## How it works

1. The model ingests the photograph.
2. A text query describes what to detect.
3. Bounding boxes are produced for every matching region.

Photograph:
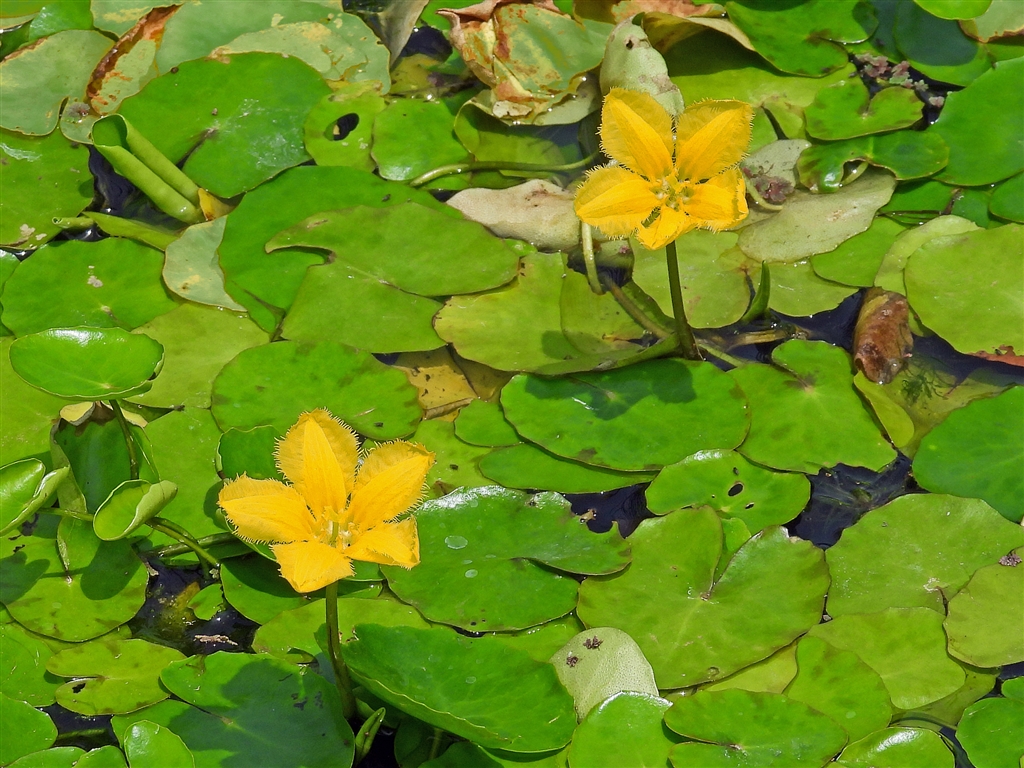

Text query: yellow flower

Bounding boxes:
[217,410,434,593]
[575,88,753,251]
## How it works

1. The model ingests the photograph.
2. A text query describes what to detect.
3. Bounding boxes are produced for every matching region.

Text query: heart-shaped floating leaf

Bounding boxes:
[944,551,1024,668]
[47,637,185,716]
[646,449,809,533]
[786,636,892,743]
[0,517,148,642]
[0,459,68,535]
[956,678,1024,768]
[93,479,178,541]
[812,216,907,288]
[894,2,991,87]
[479,443,653,495]
[826,493,1024,616]
[343,624,576,753]
[568,692,677,768]
[304,85,384,172]
[123,720,195,768]
[808,607,965,709]
[665,689,848,767]
[806,80,923,140]
[0,623,60,708]
[730,340,896,473]
[454,400,521,448]
[835,726,953,768]
[990,172,1024,223]
[10,327,164,401]
[798,131,949,193]
[578,508,829,688]
[0,692,57,765]
[550,628,658,720]
[404,419,491,497]
[382,487,630,631]
[501,359,749,472]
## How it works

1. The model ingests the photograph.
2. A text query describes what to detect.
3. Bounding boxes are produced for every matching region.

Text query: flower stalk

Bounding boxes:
[664,240,702,360]
[324,580,357,720]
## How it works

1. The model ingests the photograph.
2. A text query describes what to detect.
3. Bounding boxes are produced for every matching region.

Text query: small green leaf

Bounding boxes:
[0,692,57,765]
[798,131,949,193]
[944,551,1024,668]
[805,80,923,140]
[304,85,384,172]
[567,692,677,768]
[93,479,177,541]
[0,459,68,536]
[123,721,194,768]
[957,692,1024,768]
[836,727,953,767]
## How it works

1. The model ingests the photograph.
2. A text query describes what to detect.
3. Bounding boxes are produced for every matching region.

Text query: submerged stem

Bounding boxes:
[580,222,603,294]
[664,240,702,360]
[109,400,139,481]
[409,152,599,188]
[148,519,221,570]
[600,275,670,339]
[325,581,358,720]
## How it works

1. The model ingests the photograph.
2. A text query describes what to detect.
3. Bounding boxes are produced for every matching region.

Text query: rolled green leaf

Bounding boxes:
[91,115,203,224]
[93,479,177,540]
[54,212,179,251]
[0,460,70,536]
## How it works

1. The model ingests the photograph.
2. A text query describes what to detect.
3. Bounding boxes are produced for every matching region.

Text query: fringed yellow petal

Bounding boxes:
[686,169,749,231]
[674,100,753,181]
[345,518,419,568]
[601,88,674,181]
[574,165,660,237]
[347,443,433,530]
[272,541,353,593]
[275,410,357,518]
[218,475,317,543]
[635,206,696,251]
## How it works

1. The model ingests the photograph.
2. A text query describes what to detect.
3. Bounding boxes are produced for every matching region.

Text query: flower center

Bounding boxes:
[654,177,698,211]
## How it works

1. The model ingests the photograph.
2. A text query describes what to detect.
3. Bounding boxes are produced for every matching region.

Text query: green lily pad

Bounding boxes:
[944,552,1024,667]
[10,327,164,401]
[577,508,829,688]
[630,230,754,330]
[0,459,67,536]
[454,103,584,166]
[47,637,184,715]
[931,58,1024,185]
[0,622,61,706]
[501,359,749,472]
[725,0,874,77]
[806,80,923,140]
[123,721,194,768]
[957,681,1024,768]
[667,30,854,139]
[220,555,320,625]
[343,624,576,753]
[912,663,998,729]
[149,652,354,768]
[372,97,471,183]
[646,449,810,533]
[187,584,224,622]
[1,338,73,465]
[304,85,384,172]
[210,339,421,440]
[739,170,896,263]
[130,304,267,409]
[93,479,177,541]
[798,130,950,193]
[218,165,446,327]
[454,400,520,448]
[874,214,978,295]
[405,419,491,497]
[913,387,1024,522]
[0,516,148,641]
[160,218,244,312]
[117,53,330,198]
[812,216,907,287]
[559,267,648,356]
[730,340,896,473]
[906,224,1024,358]
[894,1,992,86]
[0,692,56,765]
[550,628,658,720]
[808,607,966,709]
[0,29,112,135]
[0,238,176,336]
[665,689,848,767]
[701,644,799,695]
[252,596,430,664]
[990,172,1024,222]
[6,746,90,768]
[269,204,518,298]
[826,493,1024,616]
[785,636,892,742]
[766,259,859,317]
[491,616,585,666]
[216,426,281,481]
[882,178,957,217]
[478,443,654,494]
[0,129,93,247]
[383,487,630,631]
[836,727,953,768]
[435,252,583,373]
[567,692,676,768]
[915,0,993,19]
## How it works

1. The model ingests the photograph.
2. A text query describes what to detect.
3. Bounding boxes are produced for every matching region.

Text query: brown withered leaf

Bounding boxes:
[853,287,914,384]
[973,345,1024,368]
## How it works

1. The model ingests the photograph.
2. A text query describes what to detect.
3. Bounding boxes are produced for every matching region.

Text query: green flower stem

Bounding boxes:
[325,580,358,720]
[148,518,221,570]
[664,239,702,360]
[108,400,139,481]
[54,213,180,250]
[50,507,94,522]
[698,343,749,369]
[148,532,240,559]
[427,728,446,761]
[580,222,604,294]
[599,274,670,339]
[408,152,599,188]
